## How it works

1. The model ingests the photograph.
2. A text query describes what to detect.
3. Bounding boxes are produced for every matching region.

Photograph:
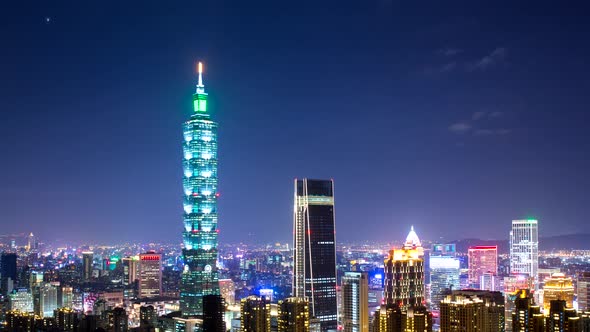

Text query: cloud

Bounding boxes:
[437,47,463,57]
[448,122,472,134]
[439,62,457,73]
[469,47,507,71]
[472,111,487,120]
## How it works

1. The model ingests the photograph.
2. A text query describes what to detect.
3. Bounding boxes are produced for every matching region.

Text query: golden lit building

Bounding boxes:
[439,290,504,332]
[278,297,309,332]
[384,226,425,309]
[241,295,271,332]
[372,304,432,332]
[543,273,574,314]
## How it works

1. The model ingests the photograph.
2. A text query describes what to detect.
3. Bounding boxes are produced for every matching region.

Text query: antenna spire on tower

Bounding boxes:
[198,62,204,87]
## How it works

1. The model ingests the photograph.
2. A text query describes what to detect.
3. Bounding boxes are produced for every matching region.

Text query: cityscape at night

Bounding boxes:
[1,1,590,332]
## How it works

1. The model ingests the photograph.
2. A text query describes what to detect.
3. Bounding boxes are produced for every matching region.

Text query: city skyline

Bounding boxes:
[2,1,590,244]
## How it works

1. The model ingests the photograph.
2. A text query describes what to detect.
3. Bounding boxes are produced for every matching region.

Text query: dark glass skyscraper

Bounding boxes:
[180,63,220,317]
[293,179,337,331]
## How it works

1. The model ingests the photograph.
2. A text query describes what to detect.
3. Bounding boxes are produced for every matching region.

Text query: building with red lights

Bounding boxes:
[138,252,162,298]
[468,246,498,289]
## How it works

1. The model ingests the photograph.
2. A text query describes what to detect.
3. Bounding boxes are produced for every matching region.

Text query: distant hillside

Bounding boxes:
[453,234,590,254]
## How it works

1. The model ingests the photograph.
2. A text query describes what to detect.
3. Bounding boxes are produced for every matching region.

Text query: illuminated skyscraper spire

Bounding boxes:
[180,62,220,318]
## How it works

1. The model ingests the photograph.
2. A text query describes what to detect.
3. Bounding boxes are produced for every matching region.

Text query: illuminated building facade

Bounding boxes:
[218,278,236,305]
[293,179,337,331]
[503,274,535,331]
[542,273,574,314]
[82,252,93,281]
[439,290,505,332]
[468,246,498,289]
[342,272,369,332]
[429,256,460,311]
[545,300,578,332]
[278,297,310,332]
[384,226,425,310]
[138,252,162,298]
[510,220,539,288]
[241,295,271,332]
[39,283,58,318]
[122,256,139,286]
[372,304,432,332]
[9,289,34,312]
[577,272,590,312]
[180,63,220,317]
[511,290,543,332]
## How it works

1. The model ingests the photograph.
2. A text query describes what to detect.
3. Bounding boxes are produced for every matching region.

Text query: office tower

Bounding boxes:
[140,305,157,328]
[278,297,310,332]
[27,232,36,252]
[545,300,578,332]
[202,294,226,332]
[384,226,425,310]
[293,178,338,331]
[107,307,129,332]
[138,251,162,298]
[429,256,460,311]
[439,290,505,332]
[9,288,34,312]
[39,283,58,317]
[180,62,220,318]
[82,252,93,281]
[431,244,456,257]
[468,246,498,289]
[510,220,539,288]
[543,273,574,314]
[6,310,40,331]
[241,295,271,332]
[54,307,80,331]
[503,274,535,331]
[122,256,139,286]
[1,252,17,296]
[219,278,236,305]
[342,272,369,332]
[481,273,498,292]
[511,289,543,332]
[61,286,73,309]
[577,272,590,311]
[372,304,432,332]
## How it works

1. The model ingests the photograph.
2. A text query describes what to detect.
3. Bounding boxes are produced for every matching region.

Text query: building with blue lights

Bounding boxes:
[180,63,220,318]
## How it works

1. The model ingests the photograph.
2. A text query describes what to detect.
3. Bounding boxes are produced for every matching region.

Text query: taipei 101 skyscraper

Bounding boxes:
[180,62,220,318]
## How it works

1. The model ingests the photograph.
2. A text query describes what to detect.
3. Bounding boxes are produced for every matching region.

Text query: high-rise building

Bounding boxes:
[203,294,226,332]
[542,273,574,314]
[439,290,505,332]
[384,227,425,310]
[372,304,432,332]
[503,274,535,331]
[481,272,498,292]
[107,307,128,332]
[139,305,157,328]
[545,300,578,332]
[1,252,17,296]
[429,256,460,311]
[180,62,220,318]
[54,307,80,331]
[27,232,37,252]
[342,272,369,332]
[577,272,590,312]
[278,297,310,332]
[82,252,93,281]
[9,288,34,312]
[138,252,162,298]
[511,289,543,332]
[122,256,139,286]
[510,220,539,288]
[39,283,58,318]
[61,286,73,309]
[293,178,337,331]
[241,295,271,332]
[6,310,40,331]
[219,278,236,305]
[468,246,498,289]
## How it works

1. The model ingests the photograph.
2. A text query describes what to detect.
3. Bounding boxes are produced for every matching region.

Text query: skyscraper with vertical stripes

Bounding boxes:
[180,63,220,317]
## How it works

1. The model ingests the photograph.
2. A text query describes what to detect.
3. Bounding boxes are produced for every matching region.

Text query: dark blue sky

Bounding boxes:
[1,1,589,244]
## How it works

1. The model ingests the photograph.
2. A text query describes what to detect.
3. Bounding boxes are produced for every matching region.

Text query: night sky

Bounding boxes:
[1,1,589,244]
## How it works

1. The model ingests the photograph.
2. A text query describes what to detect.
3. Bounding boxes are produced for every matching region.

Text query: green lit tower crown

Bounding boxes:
[180,62,220,317]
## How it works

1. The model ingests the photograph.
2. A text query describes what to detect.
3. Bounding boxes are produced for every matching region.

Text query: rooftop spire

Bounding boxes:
[196,62,205,94]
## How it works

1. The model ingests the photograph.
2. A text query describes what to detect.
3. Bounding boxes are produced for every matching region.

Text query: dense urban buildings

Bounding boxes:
[241,295,271,332]
[293,178,338,331]
[342,271,369,332]
[510,220,539,288]
[439,290,505,332]
[278,297,310,332]
[180,62,221,318]
[468,246,498,289]
[429,255,460,311]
